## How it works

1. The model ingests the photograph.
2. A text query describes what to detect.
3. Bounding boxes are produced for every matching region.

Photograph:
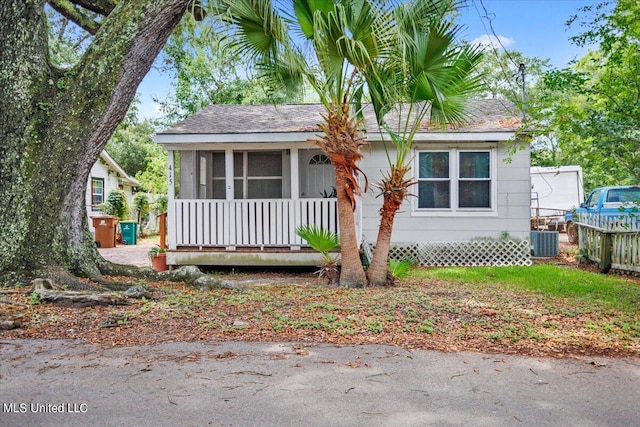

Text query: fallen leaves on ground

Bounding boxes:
[2,263,638,359]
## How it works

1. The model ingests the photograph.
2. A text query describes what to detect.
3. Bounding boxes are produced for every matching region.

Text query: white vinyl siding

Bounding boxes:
[358,140,530,243]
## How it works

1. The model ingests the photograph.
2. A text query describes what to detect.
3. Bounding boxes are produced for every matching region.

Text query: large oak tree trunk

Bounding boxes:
[0,0,190,286]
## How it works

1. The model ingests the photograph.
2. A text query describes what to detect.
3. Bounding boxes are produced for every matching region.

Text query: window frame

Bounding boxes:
[90,177,105,212]
[412,144,498,217]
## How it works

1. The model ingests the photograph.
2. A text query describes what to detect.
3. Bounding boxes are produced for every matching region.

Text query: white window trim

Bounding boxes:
[411,144,498,217]
[90,177,104,212]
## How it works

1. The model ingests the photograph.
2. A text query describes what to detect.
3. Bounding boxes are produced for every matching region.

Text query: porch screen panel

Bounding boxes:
[198,155,207,199]
[211,152,225,199]
[233,152,243,199]
[248,151,282,198]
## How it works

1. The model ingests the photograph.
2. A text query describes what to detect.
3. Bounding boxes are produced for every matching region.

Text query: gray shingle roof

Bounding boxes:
[158,99,520,135]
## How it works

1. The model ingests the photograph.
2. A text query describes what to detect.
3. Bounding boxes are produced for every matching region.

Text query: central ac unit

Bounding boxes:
[530,231,559,257]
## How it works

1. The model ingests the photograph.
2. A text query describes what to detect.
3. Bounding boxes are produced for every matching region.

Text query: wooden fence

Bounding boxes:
[576,213,640,273]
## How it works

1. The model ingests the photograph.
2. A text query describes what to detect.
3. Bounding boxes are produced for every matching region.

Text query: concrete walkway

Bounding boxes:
[98,241,156,268]
[1,339,638,426]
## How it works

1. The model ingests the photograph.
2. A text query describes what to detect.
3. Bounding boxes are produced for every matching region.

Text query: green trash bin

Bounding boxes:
[119,220,138,245]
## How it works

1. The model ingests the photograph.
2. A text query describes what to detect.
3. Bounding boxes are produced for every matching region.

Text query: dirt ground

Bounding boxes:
[2,232,638,360]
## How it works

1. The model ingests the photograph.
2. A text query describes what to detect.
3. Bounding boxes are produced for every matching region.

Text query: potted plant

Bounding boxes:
[148,245,167,271]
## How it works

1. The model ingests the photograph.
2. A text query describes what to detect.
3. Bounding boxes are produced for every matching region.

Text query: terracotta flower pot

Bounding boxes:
[150,252,167,271]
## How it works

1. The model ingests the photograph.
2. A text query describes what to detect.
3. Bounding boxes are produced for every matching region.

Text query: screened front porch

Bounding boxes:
[164,147,361,266]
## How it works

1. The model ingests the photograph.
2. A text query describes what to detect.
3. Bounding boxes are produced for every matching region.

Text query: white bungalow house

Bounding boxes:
[87,151,140,232]
[154,100,531,267]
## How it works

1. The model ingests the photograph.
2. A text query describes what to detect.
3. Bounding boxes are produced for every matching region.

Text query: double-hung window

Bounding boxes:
[91,178,104,211]
[416,148,494,214]
[417,152,450,209]
[458,151,491,208]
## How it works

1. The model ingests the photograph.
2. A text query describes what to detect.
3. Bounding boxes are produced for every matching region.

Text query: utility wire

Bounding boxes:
[475,0,520,68]
[471,0,527,120]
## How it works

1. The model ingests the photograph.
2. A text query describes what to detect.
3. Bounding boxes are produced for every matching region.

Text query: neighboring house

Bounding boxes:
[87,151,140,231]
[154,100,531,268]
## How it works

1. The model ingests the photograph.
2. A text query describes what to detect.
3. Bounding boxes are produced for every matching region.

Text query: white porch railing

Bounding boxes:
[171,198,359,249]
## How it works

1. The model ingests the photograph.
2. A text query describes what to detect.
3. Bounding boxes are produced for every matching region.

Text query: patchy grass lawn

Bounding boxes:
[3,263,639,359]
[413,265,640,312]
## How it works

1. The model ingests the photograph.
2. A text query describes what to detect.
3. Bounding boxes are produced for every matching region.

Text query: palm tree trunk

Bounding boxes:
[366,195,400,286]
[336,167,367,288]
[367,164,411,286]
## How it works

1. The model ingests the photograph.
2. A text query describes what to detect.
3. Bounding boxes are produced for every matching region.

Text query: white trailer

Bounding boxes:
[531,165,584,231]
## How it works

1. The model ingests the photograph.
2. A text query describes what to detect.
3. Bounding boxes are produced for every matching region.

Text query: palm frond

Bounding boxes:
[389,258,414,279]
[296,224,340,262]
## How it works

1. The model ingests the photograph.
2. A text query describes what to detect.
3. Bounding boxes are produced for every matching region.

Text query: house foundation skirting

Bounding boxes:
[167,249,330,267]
[363,240,532,267]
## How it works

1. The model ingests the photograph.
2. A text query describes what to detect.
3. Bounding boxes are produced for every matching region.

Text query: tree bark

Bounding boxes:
[335,167,367,288]
[366,201,397,287]
[366,193,406,286]
[0,0,190,286]
[367,163,412,286]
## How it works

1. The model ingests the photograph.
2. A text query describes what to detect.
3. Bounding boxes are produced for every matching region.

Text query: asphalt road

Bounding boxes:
[1,339,638,426]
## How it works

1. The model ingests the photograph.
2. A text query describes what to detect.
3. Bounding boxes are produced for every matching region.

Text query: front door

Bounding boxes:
[300,150,335,198]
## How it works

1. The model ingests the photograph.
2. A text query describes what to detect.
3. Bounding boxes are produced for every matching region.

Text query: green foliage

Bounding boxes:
[296,224,340,284]
[577,248,590,264]
[152,194,168,214]
[135,150,168,195]
[100,189,130,220]
[536,0,640,188]
[151,194,169,214]
[472,48,551,113]
[366,319,384,334]
[104,110,168,196]
[156,11,294,126]
[320,187,337,198]
[389,258,414,279]
[133,192,150,225]
[410,264,640,313]
[148,245,166,256]
[105,119,159,178]
[296,224,339,263]
[27,292,42,305]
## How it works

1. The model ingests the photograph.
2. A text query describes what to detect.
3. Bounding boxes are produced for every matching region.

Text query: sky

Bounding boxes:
[136,0,603,120]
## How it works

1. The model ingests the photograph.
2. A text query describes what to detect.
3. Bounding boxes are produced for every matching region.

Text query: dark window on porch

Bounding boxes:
[212,152,225,199]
